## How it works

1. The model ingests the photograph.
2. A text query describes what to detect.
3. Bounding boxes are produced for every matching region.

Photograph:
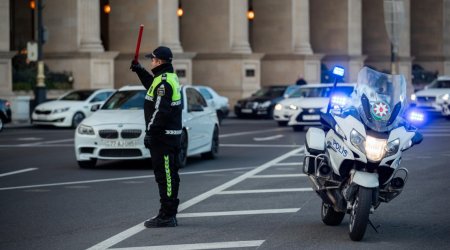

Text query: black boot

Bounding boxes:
[144,214,178,228]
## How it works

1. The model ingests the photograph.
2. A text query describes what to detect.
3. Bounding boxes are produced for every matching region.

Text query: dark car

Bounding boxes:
[0,99,12,132]
[234,85,296,118]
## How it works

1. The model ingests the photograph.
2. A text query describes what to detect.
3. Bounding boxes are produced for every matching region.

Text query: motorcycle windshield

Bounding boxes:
[353,67,407,132]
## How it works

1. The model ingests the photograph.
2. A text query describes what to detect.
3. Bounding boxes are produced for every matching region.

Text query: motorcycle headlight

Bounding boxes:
[259,101,271,108]
[385,138,400,157]
[350,129,365,154]
[365,136,387,162]
[53,107,70,114]
[274,103,283,111]
[335,124,346,140]
[78,124,95,135]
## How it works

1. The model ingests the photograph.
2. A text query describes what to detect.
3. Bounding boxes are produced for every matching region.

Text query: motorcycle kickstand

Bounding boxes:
[368,219,381,233]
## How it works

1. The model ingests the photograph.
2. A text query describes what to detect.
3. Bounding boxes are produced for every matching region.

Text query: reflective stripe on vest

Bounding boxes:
[146,73,181,102]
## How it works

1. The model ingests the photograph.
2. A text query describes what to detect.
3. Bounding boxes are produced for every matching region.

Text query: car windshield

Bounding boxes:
[60,90,95,101]
[101,90,146,110]
[253,87,286,98]
[290,86,354,98]
[427,79,450,88]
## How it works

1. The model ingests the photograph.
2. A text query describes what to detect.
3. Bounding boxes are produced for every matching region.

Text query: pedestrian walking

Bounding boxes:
[130,46,182,228]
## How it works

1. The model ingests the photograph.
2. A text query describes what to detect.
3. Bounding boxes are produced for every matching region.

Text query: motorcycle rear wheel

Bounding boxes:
[321,202,345,226]
[348,187,372,241]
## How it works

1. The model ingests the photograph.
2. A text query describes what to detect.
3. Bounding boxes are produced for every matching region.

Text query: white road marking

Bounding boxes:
[86,147,304,250]
[248,174,306,178]
[109,240,265,250]
[218,188,313,194]
[422,133,450,137]
[17,137,43,141]
[273,162,303,166]
[0,144,73,148]
[177,208,300,218]
[0,168,38,178]
[220,144,301,148]
[253,134,284,141]
[219,128,286,138]
[0,167,255,191]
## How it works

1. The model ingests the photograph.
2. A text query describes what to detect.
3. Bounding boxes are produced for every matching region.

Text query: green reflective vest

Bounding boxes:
[146,73,181,101]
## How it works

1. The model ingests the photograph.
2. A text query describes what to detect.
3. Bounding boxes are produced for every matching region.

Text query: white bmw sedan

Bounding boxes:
[74,85,219,168]
[32,89,115,128]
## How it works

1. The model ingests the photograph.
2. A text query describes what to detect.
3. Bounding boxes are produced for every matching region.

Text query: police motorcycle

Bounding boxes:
[303,66,423,241]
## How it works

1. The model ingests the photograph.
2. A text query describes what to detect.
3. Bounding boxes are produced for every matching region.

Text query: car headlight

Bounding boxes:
[385,138,400,157]
[78,124,95,135]
[350,129,365,154]
[410,94,416,101]
[53,107,70,114]
[259,101,271,108]
[441,93,449,101]
[274,104,283,111]
[365,136,387,162]
[288,104,299,110]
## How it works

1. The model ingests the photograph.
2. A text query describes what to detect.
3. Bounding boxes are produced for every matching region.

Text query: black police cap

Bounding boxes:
[145,46,173,62]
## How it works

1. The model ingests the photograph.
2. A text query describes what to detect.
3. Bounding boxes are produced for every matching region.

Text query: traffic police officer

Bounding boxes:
[130,46,181,227]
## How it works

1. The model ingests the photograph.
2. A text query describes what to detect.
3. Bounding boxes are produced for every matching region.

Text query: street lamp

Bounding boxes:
[177,1,184,17]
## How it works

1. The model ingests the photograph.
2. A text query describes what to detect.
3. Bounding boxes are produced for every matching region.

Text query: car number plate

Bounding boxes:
[102,140,137,148]
[303,115,320,120]
[241,108,253,113]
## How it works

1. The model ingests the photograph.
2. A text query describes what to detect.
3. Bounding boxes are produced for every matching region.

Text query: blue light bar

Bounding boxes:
[332,66,345,77]
[331,95,347,107]
[409,111,424,122]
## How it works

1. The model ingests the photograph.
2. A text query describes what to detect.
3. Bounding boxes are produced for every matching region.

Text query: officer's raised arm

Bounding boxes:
[130,60,154,90]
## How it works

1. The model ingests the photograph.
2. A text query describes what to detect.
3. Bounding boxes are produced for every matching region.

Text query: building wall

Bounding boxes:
[180,0,230,53]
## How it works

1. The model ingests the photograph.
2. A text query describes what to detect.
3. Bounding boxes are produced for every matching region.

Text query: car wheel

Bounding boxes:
[72,112,85,128]
[78,159,97,168]
[202,126,219,160]
[293,125,304,132]
[178,130,188,168]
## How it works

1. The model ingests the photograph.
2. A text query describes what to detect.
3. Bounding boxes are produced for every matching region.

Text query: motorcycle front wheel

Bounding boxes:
[321,202,345,226]
[348,187,372,241]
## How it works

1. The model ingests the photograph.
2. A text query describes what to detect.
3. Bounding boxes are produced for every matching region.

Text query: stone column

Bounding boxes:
[230,0,252,53]
[293,0,313,54]
[0,0,14,97]
[396,0,413,99]
[444,0,450,75]
[158,0,183,53]
[347,0,366,82]
[78,0,104,52]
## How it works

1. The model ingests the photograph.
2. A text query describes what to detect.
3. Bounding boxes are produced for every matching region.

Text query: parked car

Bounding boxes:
[273,83,355,131]
[0,98,12,132]
[31,89,115,128]
[74,85,219,168]
[194,85,229,124]
[411,75,450,116]
[234,85,298,118]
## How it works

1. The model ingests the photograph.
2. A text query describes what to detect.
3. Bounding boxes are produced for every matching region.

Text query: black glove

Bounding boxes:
[144,133,152,149]
[130,60,143,72]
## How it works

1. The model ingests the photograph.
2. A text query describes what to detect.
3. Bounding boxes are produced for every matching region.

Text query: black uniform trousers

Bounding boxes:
[149,139,180,217]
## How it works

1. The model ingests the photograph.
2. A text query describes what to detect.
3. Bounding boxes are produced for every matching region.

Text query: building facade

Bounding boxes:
[1,0,449,105]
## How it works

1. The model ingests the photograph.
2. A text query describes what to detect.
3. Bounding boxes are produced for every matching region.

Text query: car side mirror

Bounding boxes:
[189,104,204,112]
[91,104,101,112]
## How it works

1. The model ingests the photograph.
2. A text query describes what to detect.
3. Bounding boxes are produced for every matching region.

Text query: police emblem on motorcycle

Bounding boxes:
[370,101,391,120]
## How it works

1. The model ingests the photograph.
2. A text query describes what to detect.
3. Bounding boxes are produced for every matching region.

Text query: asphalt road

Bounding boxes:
[0,117,449,250]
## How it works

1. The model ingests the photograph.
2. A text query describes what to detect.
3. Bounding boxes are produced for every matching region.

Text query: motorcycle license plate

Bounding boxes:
[303,115,320,120]
[102,140,137,148]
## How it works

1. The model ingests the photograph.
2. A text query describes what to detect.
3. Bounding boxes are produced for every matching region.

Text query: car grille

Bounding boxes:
[99,129,119,139]
[99,149,142,157]
[245,102,258,109]
[34,109,51,115]
[121,129,142,139]
[417,96,435,102]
